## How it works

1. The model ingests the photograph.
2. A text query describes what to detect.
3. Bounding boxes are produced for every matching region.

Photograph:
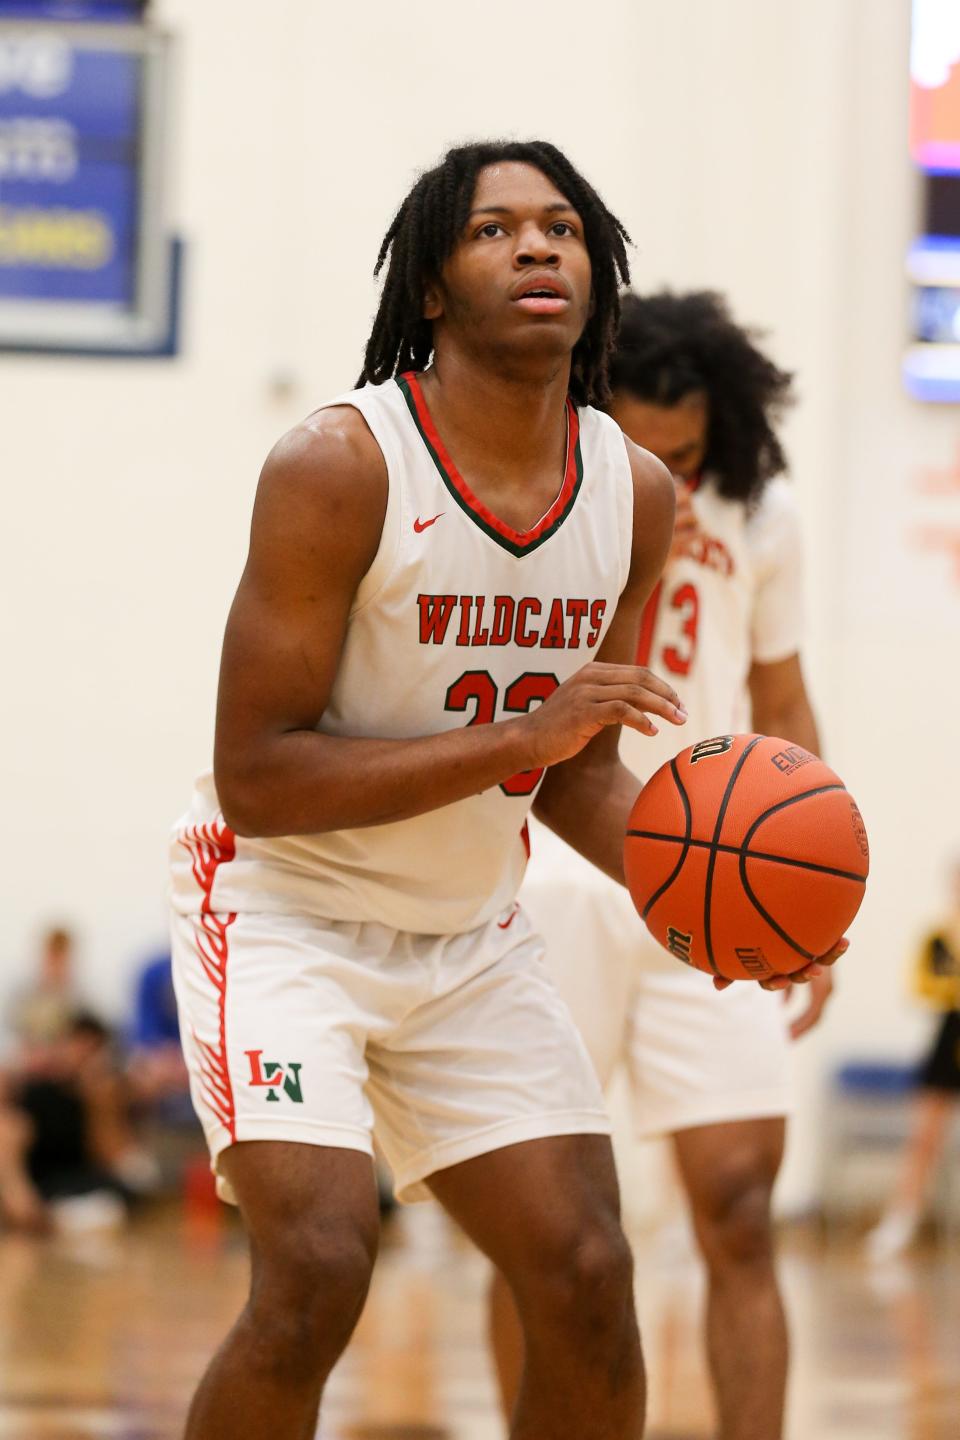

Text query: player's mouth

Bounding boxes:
[510,273,571,315]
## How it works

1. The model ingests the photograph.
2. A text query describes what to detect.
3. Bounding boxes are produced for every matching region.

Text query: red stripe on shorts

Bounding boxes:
[178,821,238,1143]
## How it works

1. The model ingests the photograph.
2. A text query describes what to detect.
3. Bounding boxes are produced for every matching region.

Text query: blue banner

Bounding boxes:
[0,3,145,20]
[0,34,143,305]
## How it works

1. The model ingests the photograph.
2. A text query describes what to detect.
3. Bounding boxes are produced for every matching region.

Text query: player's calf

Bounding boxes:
[183,1145,379,1439]
[511,1217,643,1425]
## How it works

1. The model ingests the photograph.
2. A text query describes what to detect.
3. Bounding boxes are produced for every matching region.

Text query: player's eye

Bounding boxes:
[550,221,577,237]
[476,222,505,239]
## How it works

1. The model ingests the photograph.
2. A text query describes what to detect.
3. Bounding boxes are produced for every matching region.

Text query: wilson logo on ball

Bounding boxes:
[735,947,772,978]
[690,736,734,764]
[849,800,869,858]
[666,926,694,964]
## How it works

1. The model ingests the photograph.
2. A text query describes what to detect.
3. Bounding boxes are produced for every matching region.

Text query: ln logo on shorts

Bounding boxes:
[245,1050,304,1104]
[690,736,734,764]
[666,926,694,964]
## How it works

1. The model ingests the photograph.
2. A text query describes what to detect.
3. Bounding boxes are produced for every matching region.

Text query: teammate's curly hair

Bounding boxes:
[610,291,795,504]
[357,140,631,407]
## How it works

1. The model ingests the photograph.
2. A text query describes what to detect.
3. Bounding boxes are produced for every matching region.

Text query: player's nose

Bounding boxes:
[514,222,559,267]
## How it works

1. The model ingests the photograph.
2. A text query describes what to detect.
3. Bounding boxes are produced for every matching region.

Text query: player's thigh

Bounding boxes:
[428,1131,624,1282]
[170,909,380,1202]
[221,1139,380,1283]
[521,839,637,1086]
[626,957,791,1139]
[368,909,610,1204]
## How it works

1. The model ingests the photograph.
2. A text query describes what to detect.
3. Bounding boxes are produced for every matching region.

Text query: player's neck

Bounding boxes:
[419,349,571,473]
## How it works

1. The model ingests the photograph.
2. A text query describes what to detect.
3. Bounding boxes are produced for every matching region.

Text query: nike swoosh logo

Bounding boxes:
[414,512,444,533]
[497,904,520,930]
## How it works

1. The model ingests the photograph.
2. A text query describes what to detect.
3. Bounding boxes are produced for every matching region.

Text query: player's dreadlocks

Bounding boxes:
[357,140,631,407]
[610,291,795,504]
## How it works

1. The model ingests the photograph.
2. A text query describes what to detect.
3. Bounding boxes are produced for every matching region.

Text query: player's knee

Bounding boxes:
[571,1223,635,1321]
[249,1218,376,1360]
[522,1214,634,1333]
[695,1170,776,1272]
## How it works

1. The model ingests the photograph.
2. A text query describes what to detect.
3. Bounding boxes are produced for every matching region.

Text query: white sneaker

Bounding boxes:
[865,1208,918,1264]
[50,1189,126,1234]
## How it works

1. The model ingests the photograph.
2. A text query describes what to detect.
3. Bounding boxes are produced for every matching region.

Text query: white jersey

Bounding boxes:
[529,471,805,867]
[620,471,804,779]
[170,373,634,935]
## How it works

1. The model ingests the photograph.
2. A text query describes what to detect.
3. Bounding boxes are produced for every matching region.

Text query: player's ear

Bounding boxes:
[422,279,443,321]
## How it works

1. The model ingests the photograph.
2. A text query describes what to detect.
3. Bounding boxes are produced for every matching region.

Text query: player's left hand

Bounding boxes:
[784,967,835,1040]
[712,938,849,994]
[669,480,701,561]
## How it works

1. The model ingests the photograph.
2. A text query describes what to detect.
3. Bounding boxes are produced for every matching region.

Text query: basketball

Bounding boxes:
[623,734,870,982]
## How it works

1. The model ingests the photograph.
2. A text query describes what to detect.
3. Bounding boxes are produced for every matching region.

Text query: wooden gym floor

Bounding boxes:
[1,1201,958,1439]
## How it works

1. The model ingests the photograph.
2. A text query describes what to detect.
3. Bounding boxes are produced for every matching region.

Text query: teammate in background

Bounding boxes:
[867,857,960,1262]
[169,148,832,1440]
[491,291,834,1440]
[5,926,80,1054]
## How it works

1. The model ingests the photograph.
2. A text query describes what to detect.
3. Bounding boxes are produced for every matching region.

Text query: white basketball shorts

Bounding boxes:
[170,900,609,1205]
[521,830,792,1138]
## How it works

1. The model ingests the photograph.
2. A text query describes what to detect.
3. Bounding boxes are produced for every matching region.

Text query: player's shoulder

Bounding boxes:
[621,433,675,519]
[747,474,799,528]
[266,401,384,488]
[256,400,388,524]
[744,475,801,557]
[617,435,675,589]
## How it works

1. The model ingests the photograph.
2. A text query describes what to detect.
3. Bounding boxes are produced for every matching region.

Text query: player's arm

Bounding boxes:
[746,498,836,1015]
[531,441,680,883]
[213,413,685,838]
[748,653,820,755]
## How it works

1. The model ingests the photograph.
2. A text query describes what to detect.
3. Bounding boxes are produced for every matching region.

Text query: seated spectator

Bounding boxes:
[0,1083,47,1232]
[125,951,192,1125]
[5,926,81,1061]
[866,857,960,1261]
[0,1012,159,1232]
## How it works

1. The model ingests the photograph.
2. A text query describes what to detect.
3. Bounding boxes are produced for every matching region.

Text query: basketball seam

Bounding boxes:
[741,783,846,851]
[738,852,817,962]
[737,783,851,963]
[640,758,692,922]
[703,736,764,978]
[624,830,866,885]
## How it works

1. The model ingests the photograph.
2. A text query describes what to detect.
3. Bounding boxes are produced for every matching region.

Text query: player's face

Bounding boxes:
[608,390,709,481]
[425,162,592,368]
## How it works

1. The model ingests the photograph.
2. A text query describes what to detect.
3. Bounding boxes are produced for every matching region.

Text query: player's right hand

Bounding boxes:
[712,937,850,993]
[522,661,687,768]
[669,480,701,561]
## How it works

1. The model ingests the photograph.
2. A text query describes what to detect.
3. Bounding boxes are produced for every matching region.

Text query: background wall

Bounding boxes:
[3,0,957,1209]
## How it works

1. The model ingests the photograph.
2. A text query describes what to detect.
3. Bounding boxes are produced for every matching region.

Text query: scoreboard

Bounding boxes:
[905,0,960,401]
[0,8,176,354]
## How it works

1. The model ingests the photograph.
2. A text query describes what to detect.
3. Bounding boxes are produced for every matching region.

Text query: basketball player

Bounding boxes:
[169,148,832,1440]
[491,291,838,1440]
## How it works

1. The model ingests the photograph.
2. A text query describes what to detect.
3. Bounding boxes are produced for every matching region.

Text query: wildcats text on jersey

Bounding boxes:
[684,532,735,577]
[418,593,607,649]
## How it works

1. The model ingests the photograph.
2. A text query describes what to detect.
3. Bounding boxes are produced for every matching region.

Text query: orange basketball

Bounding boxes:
[623,734,869,982]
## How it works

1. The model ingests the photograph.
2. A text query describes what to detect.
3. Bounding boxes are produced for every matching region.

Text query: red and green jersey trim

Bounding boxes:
[396,371,584,559]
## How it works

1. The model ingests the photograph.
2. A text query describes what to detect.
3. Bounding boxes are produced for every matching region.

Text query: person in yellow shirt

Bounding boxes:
[866,859,960,1261]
